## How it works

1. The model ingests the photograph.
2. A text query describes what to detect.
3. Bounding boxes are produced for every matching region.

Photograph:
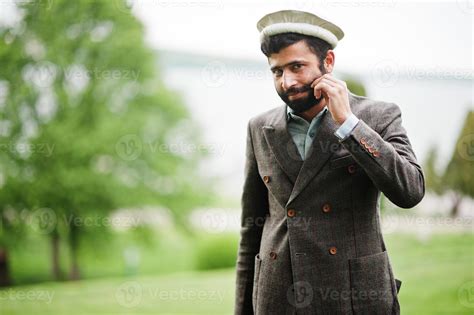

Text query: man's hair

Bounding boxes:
[260,33,331,71]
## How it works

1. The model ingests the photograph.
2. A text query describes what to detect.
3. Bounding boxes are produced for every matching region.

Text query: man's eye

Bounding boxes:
[273,70,282,76]
[292,64,302,70]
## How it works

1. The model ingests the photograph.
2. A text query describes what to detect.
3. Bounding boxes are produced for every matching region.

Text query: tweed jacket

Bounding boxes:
[234,91,425,315]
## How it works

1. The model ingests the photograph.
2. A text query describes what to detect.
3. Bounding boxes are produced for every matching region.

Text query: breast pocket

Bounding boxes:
[329,154,356,169]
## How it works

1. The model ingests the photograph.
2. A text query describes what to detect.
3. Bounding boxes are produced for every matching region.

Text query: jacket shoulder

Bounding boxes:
[247,104,285,129]
[349,92,401,129]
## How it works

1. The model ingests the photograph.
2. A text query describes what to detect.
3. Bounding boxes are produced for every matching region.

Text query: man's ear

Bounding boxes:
[324,50,335,73]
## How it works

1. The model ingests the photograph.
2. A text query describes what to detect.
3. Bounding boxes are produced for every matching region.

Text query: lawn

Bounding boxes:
[1,232,472,314]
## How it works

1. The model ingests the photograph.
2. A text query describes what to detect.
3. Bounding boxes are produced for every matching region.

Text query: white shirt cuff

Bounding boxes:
[334,114,359,140]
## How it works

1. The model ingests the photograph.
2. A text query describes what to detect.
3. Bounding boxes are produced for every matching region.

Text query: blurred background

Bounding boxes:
[0,0,472,314]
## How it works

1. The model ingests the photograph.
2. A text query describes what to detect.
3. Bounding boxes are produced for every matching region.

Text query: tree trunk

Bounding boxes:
[69,218,80,281]
[69,253,80,280]
[51,231,62,280]
[0,247,12,287]
[450,193,462,217]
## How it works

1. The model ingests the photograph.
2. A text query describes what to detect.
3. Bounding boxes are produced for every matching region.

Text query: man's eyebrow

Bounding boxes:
[270,60,306,72]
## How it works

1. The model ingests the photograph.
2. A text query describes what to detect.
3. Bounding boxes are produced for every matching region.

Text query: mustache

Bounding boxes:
[284,84,313,96]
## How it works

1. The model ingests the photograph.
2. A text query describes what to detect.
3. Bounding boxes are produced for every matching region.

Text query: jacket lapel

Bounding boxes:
[262,105,303,184]
[287,109,340,205]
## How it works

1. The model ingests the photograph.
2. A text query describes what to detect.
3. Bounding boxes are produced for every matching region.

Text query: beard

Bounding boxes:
[277,72,326,114]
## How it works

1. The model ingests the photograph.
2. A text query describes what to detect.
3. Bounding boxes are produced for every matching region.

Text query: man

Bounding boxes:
[234,10,425,315]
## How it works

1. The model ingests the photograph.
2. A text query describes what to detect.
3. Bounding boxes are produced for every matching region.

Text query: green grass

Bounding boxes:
[9,227,202,284]
[0,269,235,315]
[1,232,473,314]
[385,233,474,314]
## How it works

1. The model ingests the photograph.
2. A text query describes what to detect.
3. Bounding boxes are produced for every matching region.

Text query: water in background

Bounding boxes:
[158,50,473,197]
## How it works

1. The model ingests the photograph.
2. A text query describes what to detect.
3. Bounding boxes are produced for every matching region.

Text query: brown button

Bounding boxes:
[329,247,337,255]
[287,209,296,217]
[269,251,278,260]
[368,147,375,154]
[360,137,367,145]
[373,151,380,157]
[347,164,356,174]
[322,203,331,213]
[364,143,370,149]
[263,175,270,183]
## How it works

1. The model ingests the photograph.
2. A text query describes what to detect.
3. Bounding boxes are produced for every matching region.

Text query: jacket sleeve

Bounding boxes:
[339,103,425,208]
[234,120,269,315]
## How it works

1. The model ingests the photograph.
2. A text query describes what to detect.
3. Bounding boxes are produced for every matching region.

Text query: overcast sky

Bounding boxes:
[0,1,471,73]
[132,0,473,74]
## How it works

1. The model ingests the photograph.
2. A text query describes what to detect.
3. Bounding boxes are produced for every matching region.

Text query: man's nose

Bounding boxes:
[281,71,297,91]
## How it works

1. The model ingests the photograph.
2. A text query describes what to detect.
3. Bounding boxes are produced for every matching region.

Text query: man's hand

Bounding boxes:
[311,73,352,125]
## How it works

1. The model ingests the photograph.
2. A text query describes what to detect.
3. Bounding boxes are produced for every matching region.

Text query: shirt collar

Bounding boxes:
[286,105,328,122]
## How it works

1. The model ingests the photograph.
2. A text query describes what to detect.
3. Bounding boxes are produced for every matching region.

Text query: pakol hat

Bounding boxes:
[257,10,344,49]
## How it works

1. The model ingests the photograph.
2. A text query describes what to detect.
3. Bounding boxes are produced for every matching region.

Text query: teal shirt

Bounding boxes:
[286,106,328,160]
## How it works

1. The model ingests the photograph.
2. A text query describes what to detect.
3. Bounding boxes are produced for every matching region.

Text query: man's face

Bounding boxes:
[268,40,327,113]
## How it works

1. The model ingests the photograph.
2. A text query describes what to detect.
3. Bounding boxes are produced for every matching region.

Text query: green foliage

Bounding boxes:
[0,0,214,280]
[343,76,367,97]
[443,110,474,198]
[194,233,238,271]
[423,145,446,195]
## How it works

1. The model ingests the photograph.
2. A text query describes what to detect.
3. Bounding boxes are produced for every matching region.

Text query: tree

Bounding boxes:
[0,0,213,285]
[442,109,474,217]
[343,76,367,97]
[423,145,445,195]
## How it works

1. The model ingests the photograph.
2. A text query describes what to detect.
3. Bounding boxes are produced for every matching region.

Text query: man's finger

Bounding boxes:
[313,81,336,98]
[310,74,329,88]
[321,74,347,88]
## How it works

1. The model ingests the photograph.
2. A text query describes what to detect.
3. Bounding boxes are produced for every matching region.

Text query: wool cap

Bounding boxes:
[257,10,344,48]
